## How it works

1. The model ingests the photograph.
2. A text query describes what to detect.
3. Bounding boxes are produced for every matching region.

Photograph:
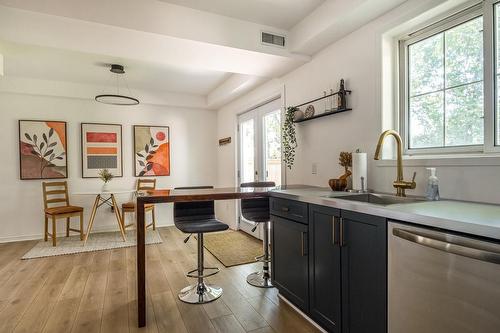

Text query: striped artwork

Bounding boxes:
[81,123,122,178]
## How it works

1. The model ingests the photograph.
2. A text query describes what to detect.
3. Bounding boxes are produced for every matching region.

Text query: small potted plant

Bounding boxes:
[98,168,114,192]
[328,152,352,191]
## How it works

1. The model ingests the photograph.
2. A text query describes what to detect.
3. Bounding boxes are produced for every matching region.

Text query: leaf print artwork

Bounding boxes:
[19,120,67,180]
[134,126,170,177]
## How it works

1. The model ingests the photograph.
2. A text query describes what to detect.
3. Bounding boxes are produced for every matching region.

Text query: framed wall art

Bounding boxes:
[81,123,123,178]
[133,125,170,176]
[19,120,68,180]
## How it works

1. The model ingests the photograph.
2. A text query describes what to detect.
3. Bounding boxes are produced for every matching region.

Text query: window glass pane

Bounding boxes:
[407,15,484,150]
[240,119,255,183]
[409,34,444,97]
[409,92,444,148]
[263,111,281,186]
[445,17,483,88]
[496,4,500,145]
[445,82,484,146]
[497,75,500,145]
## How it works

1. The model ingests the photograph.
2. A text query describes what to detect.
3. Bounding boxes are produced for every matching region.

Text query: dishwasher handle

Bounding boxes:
[393,228,500,265]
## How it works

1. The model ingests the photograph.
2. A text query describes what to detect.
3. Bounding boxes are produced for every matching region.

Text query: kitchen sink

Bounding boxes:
[328,193,424,205]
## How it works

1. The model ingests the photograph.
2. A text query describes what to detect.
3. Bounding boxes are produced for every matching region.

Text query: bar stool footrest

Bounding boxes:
[254,254,271,263]
[186,266,220,279]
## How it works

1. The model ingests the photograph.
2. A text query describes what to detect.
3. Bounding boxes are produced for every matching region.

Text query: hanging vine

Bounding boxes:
[283,106,298,169]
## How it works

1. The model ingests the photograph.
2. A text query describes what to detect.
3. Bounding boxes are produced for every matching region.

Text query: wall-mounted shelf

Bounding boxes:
[291,86,352,124]
[293,90,351,109]
[294,107,352,123]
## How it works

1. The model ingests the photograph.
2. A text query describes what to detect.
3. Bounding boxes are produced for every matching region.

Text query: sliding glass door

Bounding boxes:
[238,98,282,235]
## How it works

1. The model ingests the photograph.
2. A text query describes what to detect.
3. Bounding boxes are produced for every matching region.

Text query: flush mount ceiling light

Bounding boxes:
[95,64,139,105]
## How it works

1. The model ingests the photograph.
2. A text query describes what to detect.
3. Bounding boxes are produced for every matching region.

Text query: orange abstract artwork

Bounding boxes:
[134,126,170,177]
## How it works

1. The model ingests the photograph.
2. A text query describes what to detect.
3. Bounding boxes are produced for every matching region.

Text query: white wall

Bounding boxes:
[216,0,500,227]
[0,92,217,242]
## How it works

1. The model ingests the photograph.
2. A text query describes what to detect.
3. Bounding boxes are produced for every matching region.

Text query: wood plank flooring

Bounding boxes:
[0,227,320,333]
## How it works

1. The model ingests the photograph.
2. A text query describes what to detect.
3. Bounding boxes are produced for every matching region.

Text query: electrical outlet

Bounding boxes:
[312,163,318,175]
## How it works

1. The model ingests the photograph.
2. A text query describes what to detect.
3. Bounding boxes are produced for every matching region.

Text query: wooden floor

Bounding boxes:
[0,226,320,333]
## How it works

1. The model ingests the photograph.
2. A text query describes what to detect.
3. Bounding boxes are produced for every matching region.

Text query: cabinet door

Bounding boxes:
[271,215,309,311]
[309,205,342,332]
[341,210,387,333]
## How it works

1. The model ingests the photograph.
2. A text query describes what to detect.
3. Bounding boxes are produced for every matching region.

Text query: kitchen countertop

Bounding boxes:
[270,186,500,241]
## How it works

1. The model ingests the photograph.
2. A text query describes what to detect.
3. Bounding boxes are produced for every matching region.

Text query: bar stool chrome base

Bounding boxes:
[178,282,223,304]
[246,271,273,288]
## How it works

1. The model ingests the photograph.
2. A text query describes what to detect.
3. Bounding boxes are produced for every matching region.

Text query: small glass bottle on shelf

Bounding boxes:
[330,89,334,112]
[323,91,328,113]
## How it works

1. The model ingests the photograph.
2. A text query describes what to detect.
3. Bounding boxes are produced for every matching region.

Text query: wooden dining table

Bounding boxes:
[135,186,275,327]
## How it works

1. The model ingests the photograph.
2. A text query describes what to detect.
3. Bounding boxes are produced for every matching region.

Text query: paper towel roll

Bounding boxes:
[352,152,367,191]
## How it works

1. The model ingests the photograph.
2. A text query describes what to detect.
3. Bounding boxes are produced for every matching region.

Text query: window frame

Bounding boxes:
[398,3,495,155]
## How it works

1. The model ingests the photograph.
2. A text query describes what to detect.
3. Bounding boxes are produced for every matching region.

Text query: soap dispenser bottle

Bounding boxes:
[426,168,440,201]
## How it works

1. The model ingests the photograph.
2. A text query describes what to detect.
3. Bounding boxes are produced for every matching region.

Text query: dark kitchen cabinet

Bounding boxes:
[270,198,387,333]
[271,214,309,312]
[340,210,387,333]
[308,205,342,333]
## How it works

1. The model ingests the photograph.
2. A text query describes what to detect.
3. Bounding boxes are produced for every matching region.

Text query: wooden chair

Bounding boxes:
[42,181,84,246]
[122,179,157,232]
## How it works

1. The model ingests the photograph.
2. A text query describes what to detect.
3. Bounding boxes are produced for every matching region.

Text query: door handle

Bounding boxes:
[301,232,308,256]
[393,228,500,265]
[281,207,290,212]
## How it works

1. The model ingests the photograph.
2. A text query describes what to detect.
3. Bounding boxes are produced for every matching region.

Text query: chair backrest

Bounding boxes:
[173,186,215,222]
[240,181,275,223]
[42,181,70,209]
[137,178,156,191]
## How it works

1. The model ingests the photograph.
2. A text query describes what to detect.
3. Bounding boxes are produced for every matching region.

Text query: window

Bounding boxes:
[401,10,485,153]
[495,2,500,145]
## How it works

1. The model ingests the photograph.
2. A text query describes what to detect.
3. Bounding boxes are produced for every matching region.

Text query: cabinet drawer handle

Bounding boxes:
[332,217,338,245]
[301,232,308,256]
[339,217,345,247]
[281,207,290,212]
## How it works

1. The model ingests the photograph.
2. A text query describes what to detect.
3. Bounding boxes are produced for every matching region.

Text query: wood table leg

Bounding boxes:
[83,195,100,246]
[137,200,146,327]
[111,194,127,242]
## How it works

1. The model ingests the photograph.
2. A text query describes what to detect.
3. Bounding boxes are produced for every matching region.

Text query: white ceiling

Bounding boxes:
[0,0,412,108]
[0,40,230,95]
[158,0,325,29]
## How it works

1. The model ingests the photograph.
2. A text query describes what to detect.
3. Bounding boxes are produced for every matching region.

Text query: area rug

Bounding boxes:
[201,230,263,267]
[22,230,163,259]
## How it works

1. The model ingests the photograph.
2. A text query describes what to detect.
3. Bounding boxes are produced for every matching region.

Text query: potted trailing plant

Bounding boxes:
[98,168,114,192]
[283,106,298,169]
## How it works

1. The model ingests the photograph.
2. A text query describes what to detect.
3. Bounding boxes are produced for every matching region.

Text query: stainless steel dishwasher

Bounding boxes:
[388,221,500,333]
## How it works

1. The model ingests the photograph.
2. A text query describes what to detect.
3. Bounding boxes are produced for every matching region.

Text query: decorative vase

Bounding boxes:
[101,182,109,192]
[293,109,304,121]
[329,178,347,191]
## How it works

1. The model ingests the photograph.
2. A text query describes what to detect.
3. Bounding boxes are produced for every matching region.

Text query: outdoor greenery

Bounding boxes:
[282,106,298,169]
[408,16,484,149]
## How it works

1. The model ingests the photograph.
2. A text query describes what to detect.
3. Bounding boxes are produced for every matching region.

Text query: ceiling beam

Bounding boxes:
[289,0,409,55]
[207,74,267,109]
[0,76,207,108]
[0,1,310,78]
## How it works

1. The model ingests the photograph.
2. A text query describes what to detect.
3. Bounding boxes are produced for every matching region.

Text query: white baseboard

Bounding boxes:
[0,222,174,244]
[277,294,327,333]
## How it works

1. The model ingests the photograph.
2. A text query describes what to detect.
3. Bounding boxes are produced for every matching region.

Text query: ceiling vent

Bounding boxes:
[261,32,285,47]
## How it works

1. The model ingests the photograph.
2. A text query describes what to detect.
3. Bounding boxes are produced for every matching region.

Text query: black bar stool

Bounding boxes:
[240,181,275,288]
[173,186,229,304]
